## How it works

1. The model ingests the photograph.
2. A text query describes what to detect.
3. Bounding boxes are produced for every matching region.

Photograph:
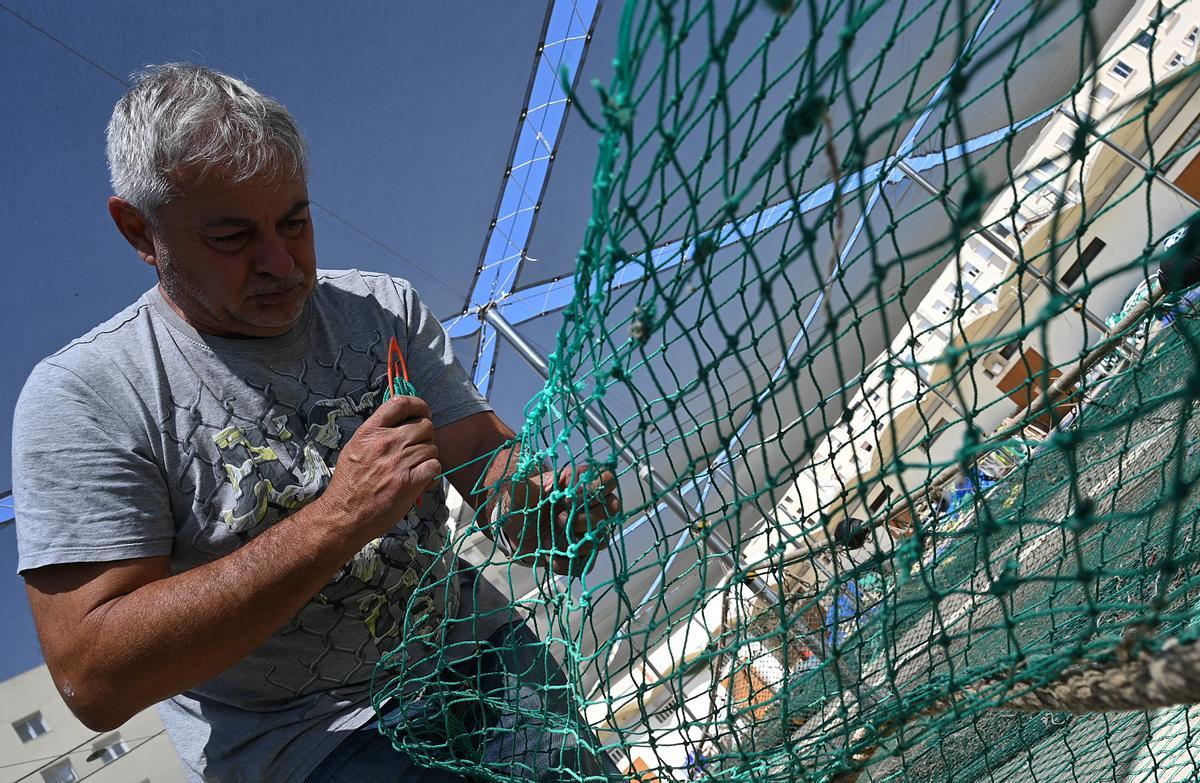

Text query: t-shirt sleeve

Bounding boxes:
[12,360,174,573]
[395,281,493,428]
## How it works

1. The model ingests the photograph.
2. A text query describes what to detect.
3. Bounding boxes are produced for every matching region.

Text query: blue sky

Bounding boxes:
[0,521,40,678]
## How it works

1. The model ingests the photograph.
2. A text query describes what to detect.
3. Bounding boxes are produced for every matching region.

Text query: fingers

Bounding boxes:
[551,554,586,577]
[553,465,621,546]
[559,482,619,576]
[371,394,433,427]
[557,465,617,496]
[408,455,444,487]
[499,465,623,576]
[566,497,618,539]
[399,417,436,447]
[555,467,618,520]
[371,397,438,462]
[504,505,610,576]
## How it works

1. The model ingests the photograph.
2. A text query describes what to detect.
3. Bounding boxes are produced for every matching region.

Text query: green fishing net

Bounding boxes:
[374,1,1200,780]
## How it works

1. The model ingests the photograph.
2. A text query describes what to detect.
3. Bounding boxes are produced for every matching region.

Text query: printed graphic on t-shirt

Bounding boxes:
[195,368,457,695]
[211,386,380,533]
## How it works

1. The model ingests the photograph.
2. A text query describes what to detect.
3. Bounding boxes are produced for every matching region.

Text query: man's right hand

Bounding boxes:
[23,394,444,732]
[319,395,442,543]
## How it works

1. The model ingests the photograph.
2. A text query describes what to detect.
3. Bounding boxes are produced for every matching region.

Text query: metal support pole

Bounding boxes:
[919,373,969,419]
[484,308,781,605]
[1058,107,1200,210]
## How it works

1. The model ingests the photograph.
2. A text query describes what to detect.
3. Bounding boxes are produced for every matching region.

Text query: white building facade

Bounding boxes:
[0,665,185,783]
[769,0,1200,552]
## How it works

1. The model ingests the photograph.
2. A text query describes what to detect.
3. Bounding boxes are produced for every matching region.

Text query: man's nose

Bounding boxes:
[255,232,295,277]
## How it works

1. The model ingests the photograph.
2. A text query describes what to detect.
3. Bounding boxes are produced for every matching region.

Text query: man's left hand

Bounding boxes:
[498,465,620,577]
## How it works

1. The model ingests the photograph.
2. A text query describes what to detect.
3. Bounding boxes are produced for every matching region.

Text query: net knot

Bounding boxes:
[595,82,633,130]
[955,175,987,229]
[1066,496,1097,533]
[760,0,795,15]
[782,94,828,147]
[630,303,657,346]
[948,64,970,96]
[989,559,1022,596]
[692,232,718,265]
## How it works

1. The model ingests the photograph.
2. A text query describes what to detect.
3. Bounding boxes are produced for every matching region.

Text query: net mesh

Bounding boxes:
[373,0,1200,780]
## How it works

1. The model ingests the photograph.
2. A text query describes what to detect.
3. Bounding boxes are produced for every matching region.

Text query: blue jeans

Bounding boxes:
[306,622,619,782]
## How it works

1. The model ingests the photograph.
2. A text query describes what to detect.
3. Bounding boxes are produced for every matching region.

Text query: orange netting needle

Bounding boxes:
[387,335,410,389]
[384,336,422,511]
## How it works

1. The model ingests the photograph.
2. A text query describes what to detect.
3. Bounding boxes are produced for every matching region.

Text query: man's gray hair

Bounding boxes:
[106,63,309,218]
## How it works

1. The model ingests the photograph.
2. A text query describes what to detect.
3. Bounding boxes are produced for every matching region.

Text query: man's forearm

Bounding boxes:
[47,500,366,730]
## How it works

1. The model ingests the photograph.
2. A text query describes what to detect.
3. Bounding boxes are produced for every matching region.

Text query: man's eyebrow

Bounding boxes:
[201,201,310,230]
[202,216,256,230]
[282,200,311,219]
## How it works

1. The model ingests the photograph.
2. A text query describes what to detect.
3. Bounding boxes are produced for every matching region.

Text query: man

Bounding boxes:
[12,63,619,782]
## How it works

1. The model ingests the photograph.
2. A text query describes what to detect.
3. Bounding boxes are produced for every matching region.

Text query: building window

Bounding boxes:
[1060,237,1107,286]
[1023,159,1060,193]
[964,262,981,279]
[1156,10,1180,33]
[1133,29,1154,49]
[1167,52,1186,70]
[1186,26,1198,45]
[1110,60,1134,80]
[92,733,130,765]
[1017,204,1042,231]
[1040,184,1066,205]
[982,360,1005,379]
[1054,131,1075,151]
[1093,84,1117,105]
[985,341,1021,379]
[13,712,49,743]
[40,761,77,783]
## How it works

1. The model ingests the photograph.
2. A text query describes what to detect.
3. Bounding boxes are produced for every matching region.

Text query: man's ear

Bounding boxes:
[107,197,159,267]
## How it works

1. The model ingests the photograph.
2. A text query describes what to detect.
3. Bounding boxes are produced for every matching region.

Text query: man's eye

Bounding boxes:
[282,219,308,235]
[211,232,247,245]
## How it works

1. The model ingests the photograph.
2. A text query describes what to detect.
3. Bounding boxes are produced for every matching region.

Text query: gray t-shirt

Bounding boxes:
[12,269,515,782]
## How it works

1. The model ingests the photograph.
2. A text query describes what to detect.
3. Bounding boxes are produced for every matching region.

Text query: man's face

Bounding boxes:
[149,166,317,338]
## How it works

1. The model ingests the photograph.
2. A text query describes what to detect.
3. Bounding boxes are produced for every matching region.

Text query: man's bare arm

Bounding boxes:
[23,395,441,731]
[436,410,519,516]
